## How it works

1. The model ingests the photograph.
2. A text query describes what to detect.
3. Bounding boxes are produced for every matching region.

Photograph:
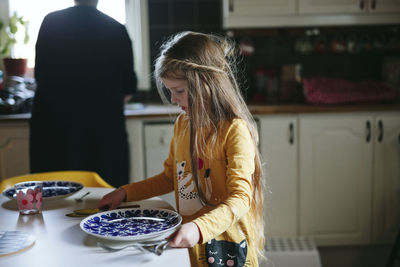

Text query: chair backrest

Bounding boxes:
[0,171,114,192]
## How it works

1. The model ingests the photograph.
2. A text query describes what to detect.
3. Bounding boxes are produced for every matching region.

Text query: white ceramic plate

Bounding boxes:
[0,231,35,257]
[80,208,182,241]
[2,180,83,199]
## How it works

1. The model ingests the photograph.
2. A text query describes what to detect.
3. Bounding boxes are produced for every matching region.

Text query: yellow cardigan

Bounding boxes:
[121,113,259,267]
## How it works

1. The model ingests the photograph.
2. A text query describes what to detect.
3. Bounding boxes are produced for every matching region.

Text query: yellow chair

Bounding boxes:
[0,170,114,192]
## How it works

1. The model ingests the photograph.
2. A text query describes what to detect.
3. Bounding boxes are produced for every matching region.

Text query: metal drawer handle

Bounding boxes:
[229,0,234,12]
[289,122,294,145]
[378,120,383,143]
[366,120,371,143]
[160,135,168,145]
[371,0,376,10]
[359,0,365,10]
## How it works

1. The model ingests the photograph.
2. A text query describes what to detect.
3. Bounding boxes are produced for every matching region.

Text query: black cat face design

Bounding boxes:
[177,161,186,176]
[204,168,211,178]
[205,239,247,267]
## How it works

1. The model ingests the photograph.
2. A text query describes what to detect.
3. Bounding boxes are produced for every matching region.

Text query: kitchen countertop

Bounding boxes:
[1,103,400,121]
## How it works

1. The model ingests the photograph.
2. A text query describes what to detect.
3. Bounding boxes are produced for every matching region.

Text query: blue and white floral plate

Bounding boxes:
[80,208,182,241]
[2,180,84,199]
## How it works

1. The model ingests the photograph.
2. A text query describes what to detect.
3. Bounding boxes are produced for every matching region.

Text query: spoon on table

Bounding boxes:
[74,192,90,202]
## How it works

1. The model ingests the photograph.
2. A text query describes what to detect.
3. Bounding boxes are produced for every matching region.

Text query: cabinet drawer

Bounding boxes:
[143,122,174,150]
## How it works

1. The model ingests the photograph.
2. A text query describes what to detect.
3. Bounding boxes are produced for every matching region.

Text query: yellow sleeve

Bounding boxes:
[120,172,173,202]
[193,120,255,243]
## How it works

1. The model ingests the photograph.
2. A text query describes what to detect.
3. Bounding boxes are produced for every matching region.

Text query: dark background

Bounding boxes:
[133,0,400,105]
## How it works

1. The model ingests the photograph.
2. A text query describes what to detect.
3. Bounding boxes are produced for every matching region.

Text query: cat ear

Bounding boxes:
[240,240,247,248]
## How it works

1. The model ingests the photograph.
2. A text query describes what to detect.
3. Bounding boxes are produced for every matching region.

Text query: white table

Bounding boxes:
[0,187,190,267]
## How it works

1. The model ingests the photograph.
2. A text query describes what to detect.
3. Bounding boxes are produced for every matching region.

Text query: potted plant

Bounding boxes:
[0,12,29,77]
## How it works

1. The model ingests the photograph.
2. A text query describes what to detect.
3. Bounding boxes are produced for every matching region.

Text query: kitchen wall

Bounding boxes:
[134,0,223,102]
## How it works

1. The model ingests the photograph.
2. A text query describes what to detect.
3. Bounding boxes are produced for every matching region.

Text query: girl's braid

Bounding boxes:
[167,58,225,74]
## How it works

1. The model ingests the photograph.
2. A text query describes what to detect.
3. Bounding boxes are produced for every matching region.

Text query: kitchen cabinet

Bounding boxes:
[126,117,176,209]
[258,115,299,238]
[0,121,30,181]
[143,121,175,209]
[299,113,374,246]
[258,113,376,245]
[258,111,400,246]
[299,0,367,14]
[223,0,297,28]
[372,112,400,244]
[224,0,296,17]
[372,0,400,12]
[223,0,400,28]
[299,0,400,14]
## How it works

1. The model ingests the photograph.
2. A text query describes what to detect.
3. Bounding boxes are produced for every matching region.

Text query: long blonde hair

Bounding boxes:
[154,31,265,257]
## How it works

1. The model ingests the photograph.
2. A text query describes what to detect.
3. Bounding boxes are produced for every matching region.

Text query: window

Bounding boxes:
[8,0,126,68]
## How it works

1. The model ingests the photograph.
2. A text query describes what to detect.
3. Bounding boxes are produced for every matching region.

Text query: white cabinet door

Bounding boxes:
[370,0,400,13]
[372,112,400,244]
[298,0,367,14]
[225,0,296,16]
[223,0,400,27]
[299,113,373,246]
[223,0,296,28]
[259,115,298,237]
[299,0,400,13]
[143,122,175,209]
[0,122,30,181]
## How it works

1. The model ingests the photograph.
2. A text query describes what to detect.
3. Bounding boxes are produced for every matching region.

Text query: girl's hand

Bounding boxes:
[168,222,200,248]
[97,187,126,210]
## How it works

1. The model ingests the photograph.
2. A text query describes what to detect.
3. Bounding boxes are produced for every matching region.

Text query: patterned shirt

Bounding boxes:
[121,113,259,267]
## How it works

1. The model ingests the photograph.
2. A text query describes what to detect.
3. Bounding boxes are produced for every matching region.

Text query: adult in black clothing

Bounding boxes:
[30,0,137,187]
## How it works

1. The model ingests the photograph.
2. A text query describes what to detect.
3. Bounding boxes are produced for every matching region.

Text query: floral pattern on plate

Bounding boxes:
[2,181,83,199]
[79,208,182,241]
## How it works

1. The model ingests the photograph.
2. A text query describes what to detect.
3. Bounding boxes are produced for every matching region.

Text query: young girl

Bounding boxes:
[98,31,265,267]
